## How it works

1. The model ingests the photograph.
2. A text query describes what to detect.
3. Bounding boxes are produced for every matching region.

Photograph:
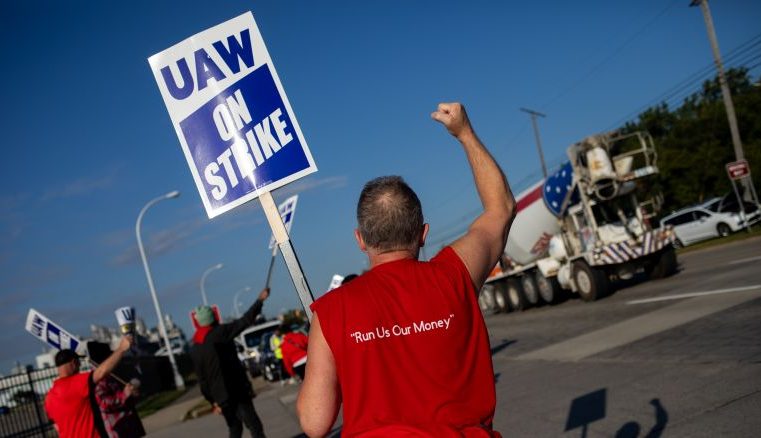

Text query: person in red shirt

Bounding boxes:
[297,102,516,437]
[280,325,308,380]
[45,336,133,438]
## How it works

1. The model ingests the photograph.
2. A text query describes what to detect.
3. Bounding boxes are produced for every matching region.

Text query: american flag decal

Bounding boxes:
[542,162,574,217]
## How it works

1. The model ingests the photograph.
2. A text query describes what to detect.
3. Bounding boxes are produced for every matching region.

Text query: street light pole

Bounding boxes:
[690,0,749,197]
[233,286,252,318]
[136,190,185,390]
[200,263,224,306]
[520,107,549,179]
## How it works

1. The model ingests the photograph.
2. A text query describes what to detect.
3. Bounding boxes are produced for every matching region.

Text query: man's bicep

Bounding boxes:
[451,213,507,287]
[297,314,340,437]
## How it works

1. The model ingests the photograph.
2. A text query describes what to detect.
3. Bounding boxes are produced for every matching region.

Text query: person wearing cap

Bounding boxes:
[190,287,270,438]
[45,336,133,438]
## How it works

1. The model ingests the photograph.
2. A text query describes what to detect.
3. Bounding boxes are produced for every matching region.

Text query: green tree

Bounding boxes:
[622,68,761,211]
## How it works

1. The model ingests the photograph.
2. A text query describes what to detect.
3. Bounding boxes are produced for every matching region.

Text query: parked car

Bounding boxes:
[237,320,280,377]
[660,198,758,247]
[703,194,761,224]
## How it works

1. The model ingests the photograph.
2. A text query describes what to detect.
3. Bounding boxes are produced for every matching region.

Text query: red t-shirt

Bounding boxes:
[311,247,499,437]
[281,332,308,376]
[45,372,98,438]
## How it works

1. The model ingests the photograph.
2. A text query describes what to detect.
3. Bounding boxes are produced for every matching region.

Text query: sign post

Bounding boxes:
[725,160,758,232]
[149,12,317,319]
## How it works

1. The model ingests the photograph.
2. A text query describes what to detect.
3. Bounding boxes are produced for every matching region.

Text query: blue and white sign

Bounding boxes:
[25,309,87,355]
[148,12,317,218]
[268,194,299,249]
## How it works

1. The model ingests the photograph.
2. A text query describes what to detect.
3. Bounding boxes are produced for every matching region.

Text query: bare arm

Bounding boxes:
[92,336,132,384]
[296,314,340,437]
[215,288,269,341]
[431,103,516,289]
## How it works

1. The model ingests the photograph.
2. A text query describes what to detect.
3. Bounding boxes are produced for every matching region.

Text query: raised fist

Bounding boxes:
[431,102,474,139]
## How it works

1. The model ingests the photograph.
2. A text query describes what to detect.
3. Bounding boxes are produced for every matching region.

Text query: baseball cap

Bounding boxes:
[194,306,215,327]
[54,349,83,367]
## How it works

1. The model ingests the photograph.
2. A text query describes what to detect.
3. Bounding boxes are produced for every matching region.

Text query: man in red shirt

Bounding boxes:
[45,336,133,438]
[297,102,516,437]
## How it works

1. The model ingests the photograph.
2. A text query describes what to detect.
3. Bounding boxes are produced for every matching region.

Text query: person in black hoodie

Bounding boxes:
[190,288,270,438]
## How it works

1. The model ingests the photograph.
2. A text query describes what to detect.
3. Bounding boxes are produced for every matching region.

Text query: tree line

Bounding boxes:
[622,67,760,212]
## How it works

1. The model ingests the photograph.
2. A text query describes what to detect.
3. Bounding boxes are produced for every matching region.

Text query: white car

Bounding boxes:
[660,198,759,247]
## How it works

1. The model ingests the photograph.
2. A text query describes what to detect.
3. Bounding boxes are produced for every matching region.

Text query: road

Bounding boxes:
[489,236,761,437]
[148,236,761,437]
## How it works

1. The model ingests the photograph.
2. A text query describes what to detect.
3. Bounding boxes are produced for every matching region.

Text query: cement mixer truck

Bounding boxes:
[479,131,677,313]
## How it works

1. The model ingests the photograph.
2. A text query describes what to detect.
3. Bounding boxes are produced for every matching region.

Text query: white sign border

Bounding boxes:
[148,11,317,219]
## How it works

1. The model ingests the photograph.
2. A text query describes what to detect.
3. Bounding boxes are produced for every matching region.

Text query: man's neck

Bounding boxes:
[367,248,419,269]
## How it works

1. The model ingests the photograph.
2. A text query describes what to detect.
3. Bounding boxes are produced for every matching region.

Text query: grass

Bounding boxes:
[676,225,761,254]
[136,388,187,418]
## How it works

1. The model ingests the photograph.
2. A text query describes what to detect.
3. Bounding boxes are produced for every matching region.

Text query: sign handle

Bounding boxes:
[264,253,276,289]
[87,358,128,386]
[260,191,315,321]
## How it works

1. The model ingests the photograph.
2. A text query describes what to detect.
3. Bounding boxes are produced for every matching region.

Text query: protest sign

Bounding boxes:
[148,12,317,219]
[269,195,299,250]
[328,274,344,291]
[25,309,87,355]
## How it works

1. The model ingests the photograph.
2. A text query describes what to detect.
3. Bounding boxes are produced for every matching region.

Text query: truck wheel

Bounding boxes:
[649,247,677,279]
[572,261,609,302]
[507,279,528,311]
[717,223,731,237]
[521,275,540,306]
[535,272,561,304]
[493,283,510,313]
[478,285,497,312]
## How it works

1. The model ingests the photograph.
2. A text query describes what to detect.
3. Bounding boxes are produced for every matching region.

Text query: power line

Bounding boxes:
[540,0,680,111]
[660,50,761,109]
[606,32,761,129]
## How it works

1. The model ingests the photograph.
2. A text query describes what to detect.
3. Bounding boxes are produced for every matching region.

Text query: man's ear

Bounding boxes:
[354,229,367,252]
[419,223,430,247]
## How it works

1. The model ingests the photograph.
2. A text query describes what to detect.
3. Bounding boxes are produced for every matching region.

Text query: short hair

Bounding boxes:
[357,176,424,252]
[54,349,81,367]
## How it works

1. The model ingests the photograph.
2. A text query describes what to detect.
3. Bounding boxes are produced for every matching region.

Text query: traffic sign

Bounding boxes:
[148,12,317,218]
[726,159,750,180]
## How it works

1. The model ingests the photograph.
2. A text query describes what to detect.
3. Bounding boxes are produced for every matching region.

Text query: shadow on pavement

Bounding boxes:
[490,339,516,355]
[565,389,668,438]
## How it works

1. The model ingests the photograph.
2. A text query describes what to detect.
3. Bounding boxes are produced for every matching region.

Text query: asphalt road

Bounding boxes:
[489,236,761,437]
[149,236,761,437]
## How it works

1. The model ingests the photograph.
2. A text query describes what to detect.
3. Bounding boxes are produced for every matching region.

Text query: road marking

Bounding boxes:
[727,255,761,265]
[626,284,761,305]
[515,287,761,362]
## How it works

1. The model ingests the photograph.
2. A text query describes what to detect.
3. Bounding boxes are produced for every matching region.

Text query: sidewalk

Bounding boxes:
[144,378,331,437]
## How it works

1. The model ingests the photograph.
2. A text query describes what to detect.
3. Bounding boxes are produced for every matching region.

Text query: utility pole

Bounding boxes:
[520,107,548,179]
[690,0,750,198]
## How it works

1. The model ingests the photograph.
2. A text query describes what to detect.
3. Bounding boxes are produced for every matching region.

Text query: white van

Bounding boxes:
[237,320,281,375]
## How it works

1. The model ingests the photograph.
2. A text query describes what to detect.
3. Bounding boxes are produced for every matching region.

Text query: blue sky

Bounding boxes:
[1,0,759,372]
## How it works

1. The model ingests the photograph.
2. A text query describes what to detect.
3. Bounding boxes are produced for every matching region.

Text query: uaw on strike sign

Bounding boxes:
[149,12,317,218]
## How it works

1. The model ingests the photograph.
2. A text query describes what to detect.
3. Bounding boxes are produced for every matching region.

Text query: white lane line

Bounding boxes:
[516,287,761,362]
[727,255,761,265]
[626,284,761,305]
